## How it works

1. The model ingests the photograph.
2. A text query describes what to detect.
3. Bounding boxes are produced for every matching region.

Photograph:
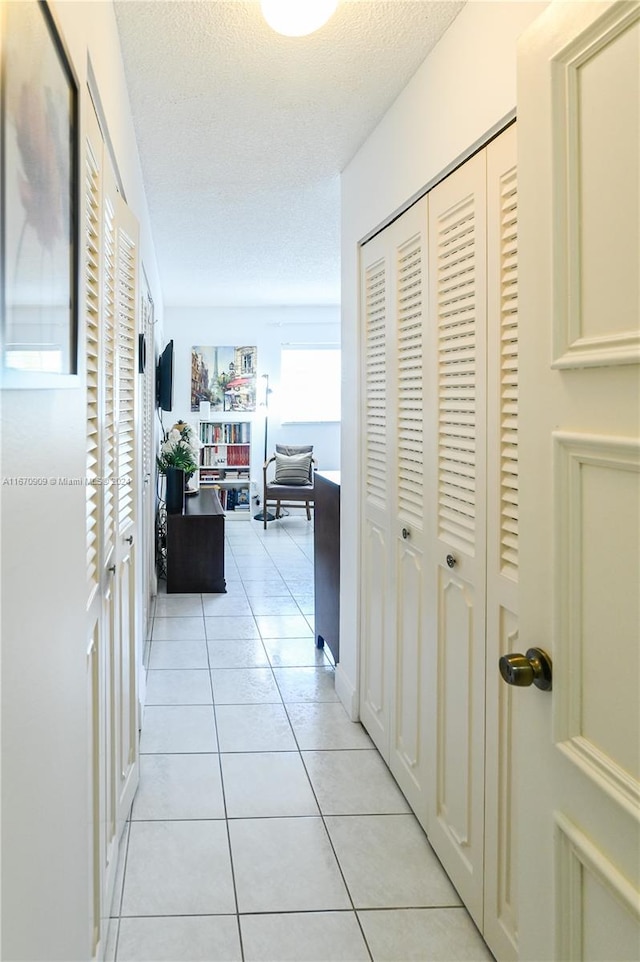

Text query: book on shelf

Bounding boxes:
[201,450,249,469]
[226,444,250,467]
[221,486,249,511]
[199,421,251,445]
[236,487,250,507]
[201,446,223,468]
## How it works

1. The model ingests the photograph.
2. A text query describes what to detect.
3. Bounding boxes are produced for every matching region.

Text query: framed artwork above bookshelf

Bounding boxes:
[191,345,257,412]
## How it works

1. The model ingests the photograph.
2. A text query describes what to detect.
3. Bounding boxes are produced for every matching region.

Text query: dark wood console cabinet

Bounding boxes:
[166,488,226,593]
[314,471,340,664]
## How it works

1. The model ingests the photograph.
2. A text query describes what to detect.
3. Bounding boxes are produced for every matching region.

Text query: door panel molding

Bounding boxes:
[555,812,640,961]
[496,614,518,943]
[551,2,640,367]
[436,574,475,853]
[554,432,640,798]
[394,544,423,774]
[360,520,389,750]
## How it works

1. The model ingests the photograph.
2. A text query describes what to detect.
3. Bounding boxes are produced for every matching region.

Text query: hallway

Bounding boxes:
[107,515,492,961]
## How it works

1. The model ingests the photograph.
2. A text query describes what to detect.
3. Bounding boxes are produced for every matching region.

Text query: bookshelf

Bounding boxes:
[198,419,251,513]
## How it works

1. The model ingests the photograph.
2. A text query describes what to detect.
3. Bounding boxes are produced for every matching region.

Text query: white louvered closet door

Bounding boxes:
[112,188,140,840]
[484,124,520,961]
[359,199,429,820]
[139,281,155,671]
[425,149,487,928]
[101,156,122,921]
[358,126,521,960]
[84,99,106,958]
[388,201,429,824]
[101,159,120,944]
[84,99,141,958]
[359,229,393,757]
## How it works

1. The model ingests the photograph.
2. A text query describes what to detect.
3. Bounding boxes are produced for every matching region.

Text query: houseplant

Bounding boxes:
[157,421,201,512]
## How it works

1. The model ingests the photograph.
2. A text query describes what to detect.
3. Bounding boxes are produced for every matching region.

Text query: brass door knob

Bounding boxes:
[499,647,552,691]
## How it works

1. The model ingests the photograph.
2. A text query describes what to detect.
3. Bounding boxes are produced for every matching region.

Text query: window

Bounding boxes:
[279,346,341,422]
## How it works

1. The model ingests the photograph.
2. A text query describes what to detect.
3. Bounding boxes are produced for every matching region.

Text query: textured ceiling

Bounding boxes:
[114,0,465,307]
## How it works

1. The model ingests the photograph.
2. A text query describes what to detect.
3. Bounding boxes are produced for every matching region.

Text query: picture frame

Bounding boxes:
[191,345,258,412]
[0,0,79,388]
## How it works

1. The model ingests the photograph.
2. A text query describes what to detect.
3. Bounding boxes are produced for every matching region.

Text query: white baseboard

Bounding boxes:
[335,665,360,721]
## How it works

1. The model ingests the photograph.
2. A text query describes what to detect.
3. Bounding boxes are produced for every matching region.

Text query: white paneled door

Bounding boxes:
[518,2,640,959]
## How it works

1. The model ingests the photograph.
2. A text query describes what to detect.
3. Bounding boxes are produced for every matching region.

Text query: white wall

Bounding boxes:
[0,3,161,958]
[163,305,341,490]
[338,0,548,715]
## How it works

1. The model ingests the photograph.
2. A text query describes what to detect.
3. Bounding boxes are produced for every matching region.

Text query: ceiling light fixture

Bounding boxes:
[260,0,338,37]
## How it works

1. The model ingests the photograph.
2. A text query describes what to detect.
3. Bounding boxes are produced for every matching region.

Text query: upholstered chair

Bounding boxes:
[262,444,317,529]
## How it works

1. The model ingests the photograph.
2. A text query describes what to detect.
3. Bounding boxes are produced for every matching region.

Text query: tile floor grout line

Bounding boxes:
[280,696,376,962]
[228,521,351,954]
[205,606,248,962]
[117,904,468,919]
[263,528,389,961]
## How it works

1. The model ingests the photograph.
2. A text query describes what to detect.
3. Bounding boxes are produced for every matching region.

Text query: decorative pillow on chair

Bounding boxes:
[274,451,312,485]
[275,444,313,457]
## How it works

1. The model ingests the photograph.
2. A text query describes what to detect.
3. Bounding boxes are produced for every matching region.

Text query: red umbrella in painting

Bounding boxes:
[224,376,255,410]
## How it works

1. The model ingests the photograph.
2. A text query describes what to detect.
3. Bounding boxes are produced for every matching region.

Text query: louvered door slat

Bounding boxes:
[365,259,387,507]
[499,167,519,577]
[396,234,424,525]
[85,140,101,599]
[141,291,154,484]
[103,196,116,562]
[116,227,137,533]
[435,194,480,554]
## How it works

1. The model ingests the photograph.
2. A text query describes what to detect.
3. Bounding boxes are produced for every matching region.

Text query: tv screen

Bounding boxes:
[156,339,174,411]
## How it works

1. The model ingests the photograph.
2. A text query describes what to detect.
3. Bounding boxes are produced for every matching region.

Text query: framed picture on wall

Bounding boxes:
[0,0,79,387]
[191,345,257,412]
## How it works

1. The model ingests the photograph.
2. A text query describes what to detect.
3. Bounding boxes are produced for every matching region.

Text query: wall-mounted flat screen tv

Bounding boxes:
[156,339,174,411]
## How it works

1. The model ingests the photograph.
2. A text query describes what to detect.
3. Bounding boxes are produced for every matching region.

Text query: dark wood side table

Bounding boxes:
[166,488,226,593]
[314,471,340,664]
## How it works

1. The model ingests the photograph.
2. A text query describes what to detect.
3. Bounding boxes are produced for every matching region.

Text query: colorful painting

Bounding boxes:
[191,345,257,412]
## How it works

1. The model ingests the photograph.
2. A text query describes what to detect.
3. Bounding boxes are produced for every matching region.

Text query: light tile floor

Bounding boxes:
[107,515,493,962]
